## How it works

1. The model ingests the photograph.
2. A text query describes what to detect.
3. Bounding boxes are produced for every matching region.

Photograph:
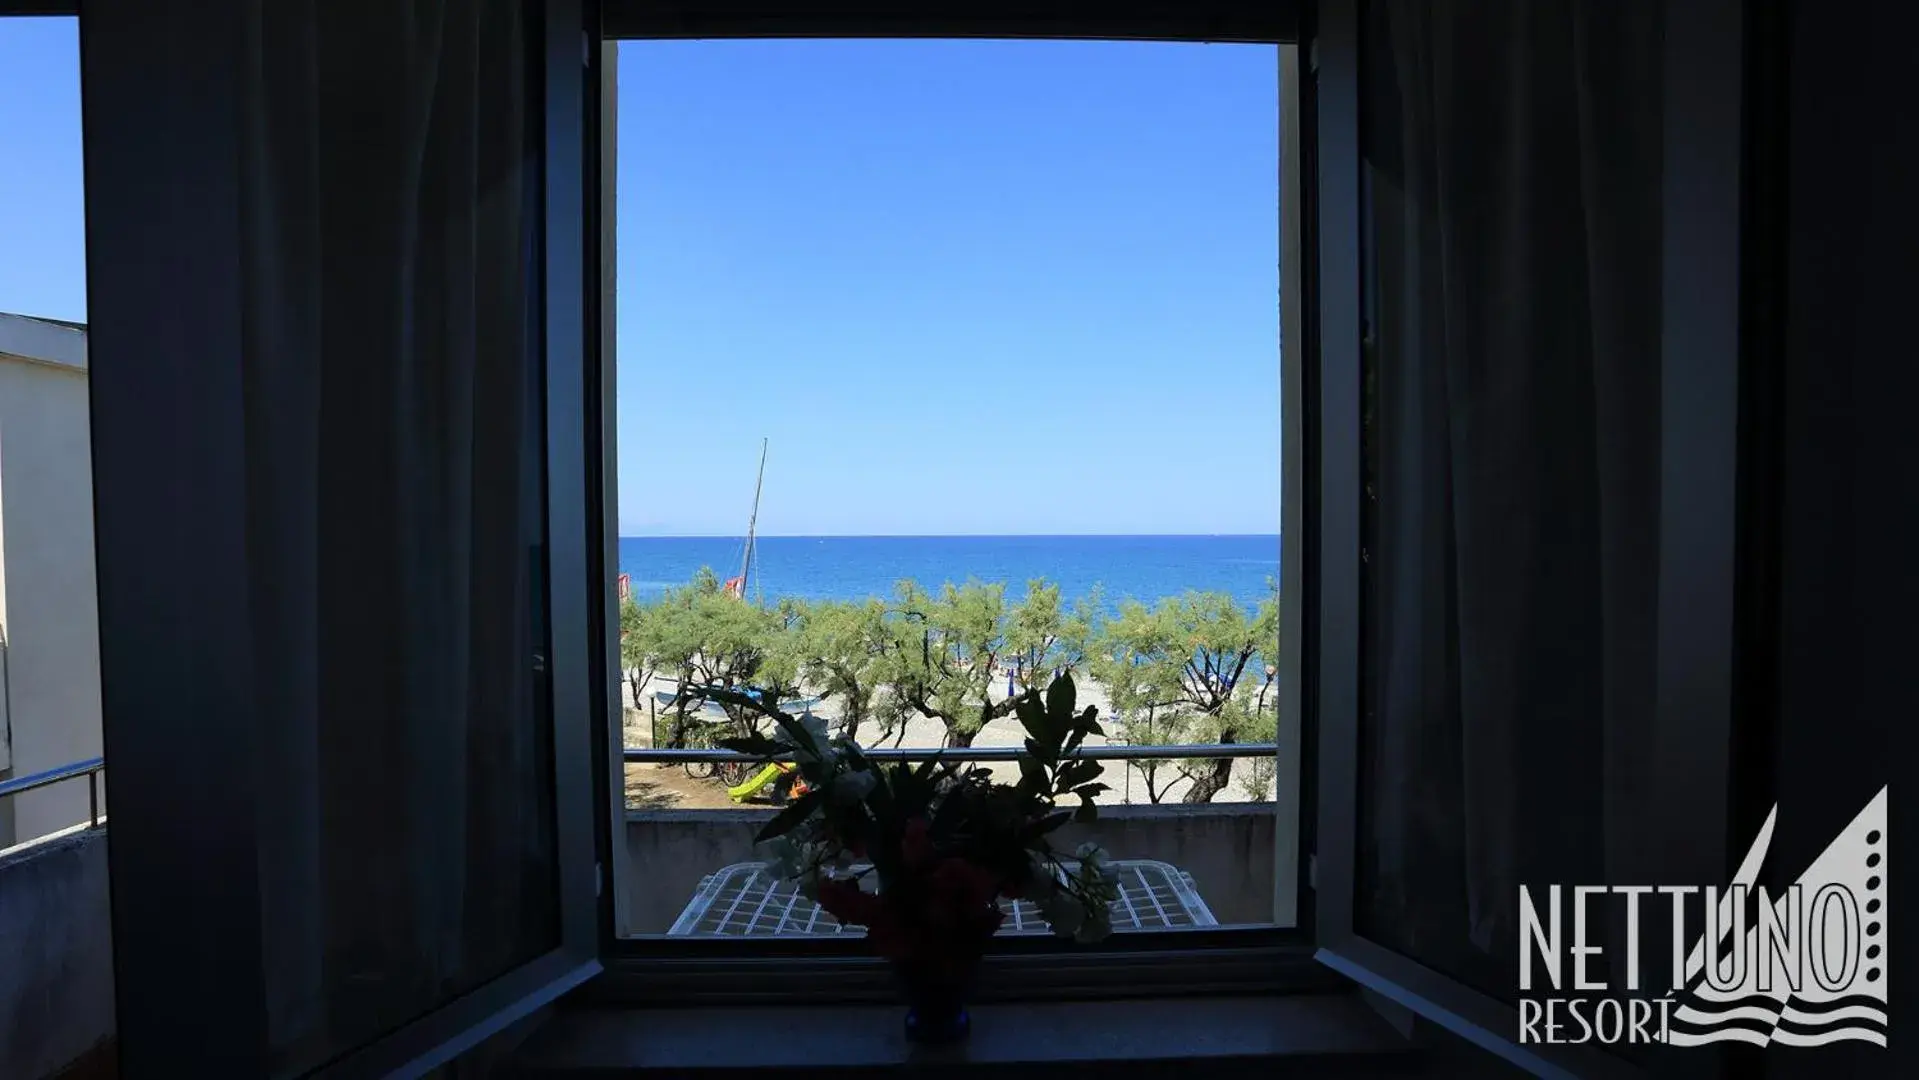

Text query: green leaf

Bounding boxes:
[863,764,898,822]
[754,789,824,843]
[1072,782,1111,798]
[769,710,824,760]
[931,783,969,837]
[1079,705,1104,737]
[1074,792,1099,823]
[1015,691,1047,739]
[1047,672,1076,727]
[1057,759,1103,790]
[1023,737,1056,767]
[1024,809,1073,838]
[1017,754,1048,794]
[839,740,874,774]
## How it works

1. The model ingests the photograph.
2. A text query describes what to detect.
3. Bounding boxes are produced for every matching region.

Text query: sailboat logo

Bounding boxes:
[1665,785,1888,1047]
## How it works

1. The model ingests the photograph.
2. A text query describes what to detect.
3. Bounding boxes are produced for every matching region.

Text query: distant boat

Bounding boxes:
[723,437,768,604]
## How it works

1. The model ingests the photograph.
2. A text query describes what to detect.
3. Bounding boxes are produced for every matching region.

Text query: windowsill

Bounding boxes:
[508,991,1423,1076]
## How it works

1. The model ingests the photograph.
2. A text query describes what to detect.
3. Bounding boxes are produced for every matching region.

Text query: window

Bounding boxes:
[607,37,1304,943]
[75,1,1857,1077]
[76,2,598,1075]
[1353,0,1683,1000]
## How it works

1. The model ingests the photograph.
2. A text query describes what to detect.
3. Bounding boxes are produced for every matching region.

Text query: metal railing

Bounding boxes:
[0,756,106,831]
[624,743,1276,763]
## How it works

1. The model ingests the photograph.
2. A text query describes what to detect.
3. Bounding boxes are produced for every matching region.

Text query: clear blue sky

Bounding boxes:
[0,27,1281,536]
[618,41,1279,536]
[0,19,86,324]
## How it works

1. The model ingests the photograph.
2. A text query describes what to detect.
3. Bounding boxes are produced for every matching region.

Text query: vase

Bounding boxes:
[894,959,976,1044]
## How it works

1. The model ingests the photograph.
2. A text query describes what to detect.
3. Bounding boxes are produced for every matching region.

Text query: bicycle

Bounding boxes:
[681,716,757,788]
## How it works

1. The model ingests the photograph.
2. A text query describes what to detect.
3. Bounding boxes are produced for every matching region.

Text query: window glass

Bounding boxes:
[613,40,1292,937]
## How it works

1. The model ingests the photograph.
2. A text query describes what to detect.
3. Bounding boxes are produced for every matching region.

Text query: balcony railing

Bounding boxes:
[0,756,107,831]
[624,743,1277,764]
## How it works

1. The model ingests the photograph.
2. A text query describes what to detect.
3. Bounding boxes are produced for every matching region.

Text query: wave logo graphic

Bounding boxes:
[1666,785,1888,1047]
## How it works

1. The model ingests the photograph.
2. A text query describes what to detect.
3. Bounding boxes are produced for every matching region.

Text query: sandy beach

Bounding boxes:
[621,669,1276,810]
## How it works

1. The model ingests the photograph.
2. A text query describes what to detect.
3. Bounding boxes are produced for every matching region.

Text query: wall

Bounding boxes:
[0,315,103,847]
[622,802,1279,935]
[0,828,115,1080]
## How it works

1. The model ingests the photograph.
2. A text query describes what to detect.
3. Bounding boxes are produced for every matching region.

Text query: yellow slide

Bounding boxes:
[728,762,789,803]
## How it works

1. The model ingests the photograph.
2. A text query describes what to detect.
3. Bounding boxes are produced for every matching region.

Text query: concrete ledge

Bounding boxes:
[0,827,115,1080]
[511,992,1422,1077]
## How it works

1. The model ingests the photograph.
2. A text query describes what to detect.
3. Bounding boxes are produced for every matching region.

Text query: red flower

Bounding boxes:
[866,908,916,963]
[817,877,881,928]
[931,857,1000,912]
[901,817,935,869]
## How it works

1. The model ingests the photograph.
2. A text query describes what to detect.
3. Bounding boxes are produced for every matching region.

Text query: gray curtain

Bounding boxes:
[236,1,558,1071]
[1356,0,1665,1000]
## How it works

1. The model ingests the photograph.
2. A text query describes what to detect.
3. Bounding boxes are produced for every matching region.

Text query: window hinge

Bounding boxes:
[595,861,604,897]
[1308,854,1318,890]
[583,31,592,68]
[1308,39,1320,75]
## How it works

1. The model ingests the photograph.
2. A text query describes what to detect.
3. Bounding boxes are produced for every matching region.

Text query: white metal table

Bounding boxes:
[667,858,1218,937]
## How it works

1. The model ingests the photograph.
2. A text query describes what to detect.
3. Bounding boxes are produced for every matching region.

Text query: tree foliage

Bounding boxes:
[616,570,1280,802]
[1086,583,1280,802]
[788,598,890,742]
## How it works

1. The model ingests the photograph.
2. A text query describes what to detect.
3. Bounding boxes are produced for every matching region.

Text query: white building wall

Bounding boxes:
[0,314,103,846]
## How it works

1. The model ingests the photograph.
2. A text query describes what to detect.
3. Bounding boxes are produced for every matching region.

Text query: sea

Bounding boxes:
[618,534,1281,611]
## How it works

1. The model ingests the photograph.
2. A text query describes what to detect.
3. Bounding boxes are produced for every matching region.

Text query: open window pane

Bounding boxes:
[82,1,599,1073]
[610,39,1299,937]
[1350,0,1742,1031]
[245,3,561,1067]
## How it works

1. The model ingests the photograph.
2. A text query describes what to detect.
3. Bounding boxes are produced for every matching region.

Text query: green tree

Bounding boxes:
[619,595,662,722]
[1087,586,1279,803]
[1235,663,1280,800]
[676,568,786,738]
[642,569,717,748]
[1003,580,1098,693]
[1087,599,1186,802]
[790,598,890,742]
[751,598,809,717]
[874,579,1017,748]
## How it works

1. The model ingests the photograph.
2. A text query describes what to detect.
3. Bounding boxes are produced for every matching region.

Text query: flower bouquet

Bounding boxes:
[721,673,1122,1042]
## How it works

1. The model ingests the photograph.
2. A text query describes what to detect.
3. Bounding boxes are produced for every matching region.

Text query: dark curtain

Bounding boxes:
[237,1,558,1071]
[1355,0,1666,1000]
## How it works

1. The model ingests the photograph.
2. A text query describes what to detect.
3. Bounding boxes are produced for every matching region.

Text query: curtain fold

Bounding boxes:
[1357,0,1665,999]
[240,2,557,1071]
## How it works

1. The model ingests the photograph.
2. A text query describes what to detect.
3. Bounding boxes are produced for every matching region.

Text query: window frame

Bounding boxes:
[1305,1,1779,1078]
[588,0,1324,999]
[75,0,605,1075]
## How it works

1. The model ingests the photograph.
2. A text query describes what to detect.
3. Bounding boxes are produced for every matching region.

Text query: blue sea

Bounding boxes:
[619,535,1280,610]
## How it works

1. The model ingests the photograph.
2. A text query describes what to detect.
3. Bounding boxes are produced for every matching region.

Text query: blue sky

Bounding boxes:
[618,41,1279,536]
[0,27,1280,536]
[0,19,86,325]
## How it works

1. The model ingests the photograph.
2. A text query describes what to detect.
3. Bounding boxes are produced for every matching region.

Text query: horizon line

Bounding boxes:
[618,531,1283,540]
